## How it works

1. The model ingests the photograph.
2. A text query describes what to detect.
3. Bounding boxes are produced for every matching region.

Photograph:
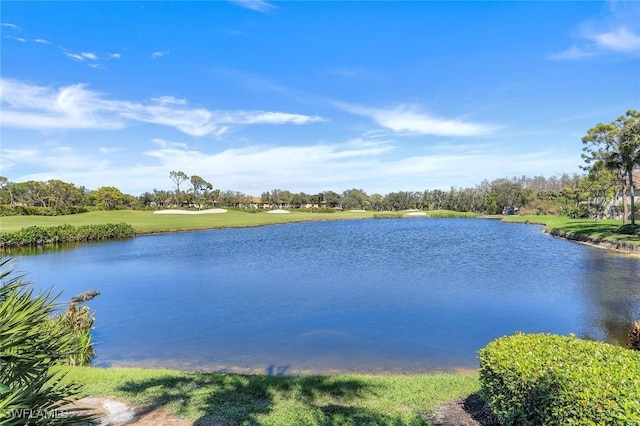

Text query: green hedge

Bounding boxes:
[478,333,640,425]
[373,212,404,219]
[0,205,89,216]
[427,210,479,218]
[0,223,136,248]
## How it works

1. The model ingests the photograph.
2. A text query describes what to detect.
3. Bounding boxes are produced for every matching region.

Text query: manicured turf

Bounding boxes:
[62,366,479,425]
[502,215,640,245]
[0,209,478,234]
[0,210,375,234]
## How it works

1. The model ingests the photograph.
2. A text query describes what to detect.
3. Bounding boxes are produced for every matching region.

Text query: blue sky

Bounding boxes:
[1,1,639,196]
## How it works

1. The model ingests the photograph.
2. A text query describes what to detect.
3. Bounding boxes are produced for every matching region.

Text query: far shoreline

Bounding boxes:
[2,210,639,255]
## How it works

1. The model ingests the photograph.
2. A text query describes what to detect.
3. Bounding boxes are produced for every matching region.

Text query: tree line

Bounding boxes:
[1,110,638,221]
[0,172,605,217]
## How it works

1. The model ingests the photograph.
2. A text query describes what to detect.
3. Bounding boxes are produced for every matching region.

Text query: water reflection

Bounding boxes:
[12,219,640,373]
[580,250,640,345]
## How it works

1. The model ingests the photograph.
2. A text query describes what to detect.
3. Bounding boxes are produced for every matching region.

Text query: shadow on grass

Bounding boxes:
[559,221,620,236]
[116,369,418,425]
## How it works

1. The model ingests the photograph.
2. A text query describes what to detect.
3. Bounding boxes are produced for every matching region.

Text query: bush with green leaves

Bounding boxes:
[49,304,95,367]
[0,258,97,424]
[0,222,135,248]
[478,333,640,425]
[372,212,404,219]
[426,210,479,218]
[630,321,640,351]
[296,207,337,213]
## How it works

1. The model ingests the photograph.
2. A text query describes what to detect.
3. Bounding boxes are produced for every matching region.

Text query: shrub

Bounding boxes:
[0,206,89,216]
[427,210,479,218]
[616,224,640,236]
[373,212,404,219]
[49,304,95,366]
[0,223,135,248]
[478,333,640,425]
[630,321,640,351]
[296,207,337,213]
[0,258,97,424]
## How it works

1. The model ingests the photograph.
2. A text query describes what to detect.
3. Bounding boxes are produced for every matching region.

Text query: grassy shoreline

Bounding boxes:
[3,210,639,253]
[0,209,479,235]
[502,215,640,253]
[62,366,479,424]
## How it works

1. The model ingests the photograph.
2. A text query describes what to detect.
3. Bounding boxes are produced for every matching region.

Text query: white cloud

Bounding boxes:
[63,51,100,62]
[233,111,325,125]
[590,27,640,52]
[0,80,123,130]
[0,79,325,136]
[7,36,26,42]
[1,23,21,30]
[34,38,50,44]
[2,132,579,195]
[151,96,188,106]
[1,146,106,171]
[553,2,640,60]
[81,52,98,60]
[108,53,121,59]
[151,51,169,59]
[337,102,494,137]
[550,45,595,60]
[229,0,277,13]
[99,147,120,154]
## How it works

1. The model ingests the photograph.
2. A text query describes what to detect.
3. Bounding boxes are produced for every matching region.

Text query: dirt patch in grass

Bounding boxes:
[427,393,500,426]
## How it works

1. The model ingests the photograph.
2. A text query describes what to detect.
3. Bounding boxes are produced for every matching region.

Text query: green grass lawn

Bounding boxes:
[0,210,376,234]
[502,215,640,245]
[0,209,479,234]
[63,366,479,425]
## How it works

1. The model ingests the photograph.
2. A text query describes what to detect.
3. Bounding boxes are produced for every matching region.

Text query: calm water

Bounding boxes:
[11,219,640,374]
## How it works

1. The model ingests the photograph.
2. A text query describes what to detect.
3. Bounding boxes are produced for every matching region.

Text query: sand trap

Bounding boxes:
[153,208,227,215]
[406,211,427,216]
[349,209,367,212]
[267,209,290,214]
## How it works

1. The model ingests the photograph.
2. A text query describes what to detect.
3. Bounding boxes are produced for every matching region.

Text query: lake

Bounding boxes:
[11,218,640,374]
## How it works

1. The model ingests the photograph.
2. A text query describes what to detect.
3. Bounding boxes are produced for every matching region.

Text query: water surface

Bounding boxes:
[13,219,640,374]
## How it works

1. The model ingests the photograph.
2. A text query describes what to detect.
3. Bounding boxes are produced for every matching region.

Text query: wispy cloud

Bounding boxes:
[590,26,640,52]
[552,2,640,60]
[337,102,495,137]
[63,51,99,61]
[6,36,27,43]
[34,38,50,44]
[61,50,111,68]
[229,0,277,13]
[0,78,325,136]
[1,23,21,30]
[551,45,595,60]
[10,141,575,195]
[554,26,640,59]
[98,147,121,154]
[151,51,169,59]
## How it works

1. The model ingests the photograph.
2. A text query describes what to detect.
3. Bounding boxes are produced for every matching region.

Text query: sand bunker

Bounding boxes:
[349,209,367,212]
[406,211,427,216]
[153,208,227,215]
[267,209,290,214]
